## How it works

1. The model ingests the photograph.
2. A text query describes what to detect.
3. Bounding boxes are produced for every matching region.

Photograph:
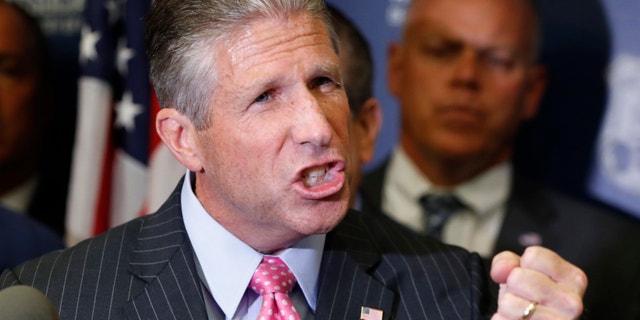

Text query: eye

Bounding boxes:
[254,91,271,103]
[420,40,462,61]
[0,61,27,78]
[426,45,455,58]
[312,76,338,89]
[482,51,517,70]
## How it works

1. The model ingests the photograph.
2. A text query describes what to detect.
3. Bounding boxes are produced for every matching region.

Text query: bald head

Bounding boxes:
[388,0,547,185]
[405,0,540,63]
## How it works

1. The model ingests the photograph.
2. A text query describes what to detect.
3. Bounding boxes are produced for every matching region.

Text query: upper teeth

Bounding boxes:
[303,166,329,187]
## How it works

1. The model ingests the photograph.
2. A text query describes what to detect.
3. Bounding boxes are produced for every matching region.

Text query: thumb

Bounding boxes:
[490,250,520,284]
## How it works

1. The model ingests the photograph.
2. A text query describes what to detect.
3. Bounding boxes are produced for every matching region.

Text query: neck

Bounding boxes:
[401,142,510,188]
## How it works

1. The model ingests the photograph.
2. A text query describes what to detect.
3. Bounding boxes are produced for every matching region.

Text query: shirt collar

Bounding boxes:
[456,162,512,216]
[386,147,431,204]
[0,175,37,214]
[389,147,511,216]
[181,171,324,318]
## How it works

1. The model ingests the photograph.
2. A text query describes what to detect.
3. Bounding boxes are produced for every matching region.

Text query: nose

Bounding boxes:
[290,89,333,149]
[450,49,480,91]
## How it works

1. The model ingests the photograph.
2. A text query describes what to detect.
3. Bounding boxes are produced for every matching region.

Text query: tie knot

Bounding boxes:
[419,194,464,214]
[251,257,296,296]
[419,193,465,239]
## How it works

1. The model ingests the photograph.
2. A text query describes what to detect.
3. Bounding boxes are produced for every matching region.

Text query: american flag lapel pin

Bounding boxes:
[360,306,383,320]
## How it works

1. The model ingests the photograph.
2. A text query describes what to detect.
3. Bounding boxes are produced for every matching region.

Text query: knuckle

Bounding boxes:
[571,268,589,292]
[505,267,526,285]
[561,292,584,317]
[520,246,543,266]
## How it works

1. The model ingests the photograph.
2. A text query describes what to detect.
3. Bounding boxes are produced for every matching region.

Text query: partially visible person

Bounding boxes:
[1,1,585,319]
[359,0,640,318]
[328,5,382,208]
[0,0,64,269]
[0,0,64,235]
[0,205,64,270]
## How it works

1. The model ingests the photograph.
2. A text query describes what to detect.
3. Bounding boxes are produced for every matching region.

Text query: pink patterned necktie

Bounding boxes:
[250,257,301,320]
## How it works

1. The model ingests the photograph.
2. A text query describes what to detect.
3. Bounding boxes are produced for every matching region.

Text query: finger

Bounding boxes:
[494,291,568,320]
[495,292,536,319]
[491,250,520,284]
[519,246,588,296]
[503,267,583,318]
[489,313,508,320]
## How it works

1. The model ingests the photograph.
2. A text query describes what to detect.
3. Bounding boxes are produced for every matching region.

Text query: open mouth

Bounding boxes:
[301,164,332,188]
[294,160,345,199]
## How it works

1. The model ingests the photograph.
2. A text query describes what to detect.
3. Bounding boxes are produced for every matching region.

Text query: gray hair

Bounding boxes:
[145,0,338,130]
[405,0,542,62]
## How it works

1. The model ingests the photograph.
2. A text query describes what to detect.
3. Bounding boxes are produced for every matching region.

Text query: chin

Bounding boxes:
[298,202,348,234]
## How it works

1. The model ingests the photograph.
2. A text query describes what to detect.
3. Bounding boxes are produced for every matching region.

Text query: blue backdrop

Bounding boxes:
[326,0,639,220]
[325,0,408,171]
[18,0,640,224]
[589,0,640,219]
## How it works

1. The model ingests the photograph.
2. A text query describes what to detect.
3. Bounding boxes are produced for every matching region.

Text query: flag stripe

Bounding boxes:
[93,108,115,235]
[67,0,185,245]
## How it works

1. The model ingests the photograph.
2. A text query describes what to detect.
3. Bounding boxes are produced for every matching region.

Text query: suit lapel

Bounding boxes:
[494,174,559,255]
[123,181,208,319]
[316,211,395,320]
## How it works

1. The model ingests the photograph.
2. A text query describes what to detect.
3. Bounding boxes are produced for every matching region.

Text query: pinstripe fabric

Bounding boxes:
[317,211,489,319]
[1,180,490,319]
[360,160,640,319]
[0,185,207,320]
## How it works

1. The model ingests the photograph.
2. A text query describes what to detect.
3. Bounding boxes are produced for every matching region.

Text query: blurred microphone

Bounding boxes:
[0,285,60,319]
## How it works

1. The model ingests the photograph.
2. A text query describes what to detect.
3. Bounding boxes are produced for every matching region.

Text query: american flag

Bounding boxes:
[360,307,384,320]
[66,0,184,245]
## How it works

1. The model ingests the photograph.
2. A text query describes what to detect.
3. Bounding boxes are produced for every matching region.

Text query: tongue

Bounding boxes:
[302,166,329,188]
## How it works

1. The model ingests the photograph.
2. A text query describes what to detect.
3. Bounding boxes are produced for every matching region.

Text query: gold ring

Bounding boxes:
[521,301,538,320]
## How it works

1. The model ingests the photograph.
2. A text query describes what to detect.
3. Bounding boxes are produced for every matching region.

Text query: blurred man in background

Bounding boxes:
[360,0,640,318]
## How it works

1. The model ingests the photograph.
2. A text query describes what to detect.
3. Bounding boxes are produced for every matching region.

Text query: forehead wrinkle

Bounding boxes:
[229,14,333,68]
[213,14,340,106]
[230,58,341,101]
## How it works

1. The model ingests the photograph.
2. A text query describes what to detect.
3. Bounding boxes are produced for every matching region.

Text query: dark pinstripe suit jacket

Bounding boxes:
[0,180,491,319]
[360,160,640,320]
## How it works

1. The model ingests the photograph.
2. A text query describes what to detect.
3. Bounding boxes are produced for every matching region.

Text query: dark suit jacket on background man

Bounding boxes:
[0,205,64,270]
[360,161,640,319]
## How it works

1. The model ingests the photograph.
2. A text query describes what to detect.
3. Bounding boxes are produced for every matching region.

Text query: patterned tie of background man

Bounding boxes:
[419,194,466,239]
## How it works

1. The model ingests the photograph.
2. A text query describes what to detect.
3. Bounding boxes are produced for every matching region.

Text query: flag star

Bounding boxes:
[80,24,101,63]
[115,92,143,131]
[117,38,135,75]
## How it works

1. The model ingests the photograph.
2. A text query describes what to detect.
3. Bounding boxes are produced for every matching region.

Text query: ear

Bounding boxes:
[353,97,383,165]
[387,42,403,97]
[155,108,204,172]
[522,65,547,120]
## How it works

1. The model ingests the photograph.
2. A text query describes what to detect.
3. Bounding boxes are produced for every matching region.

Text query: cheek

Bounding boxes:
[1,77,37,105]
[322,98,351,142]
[0,91,37,140]
[402,102,434,132]
[224,123,284,173]
[487,84,530,124]
[484,99,526,139]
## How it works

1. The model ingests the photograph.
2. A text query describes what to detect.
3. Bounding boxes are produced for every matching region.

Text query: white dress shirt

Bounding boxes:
[382,147,511,257]
[0,176,37,214]
[181,171,324,319]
